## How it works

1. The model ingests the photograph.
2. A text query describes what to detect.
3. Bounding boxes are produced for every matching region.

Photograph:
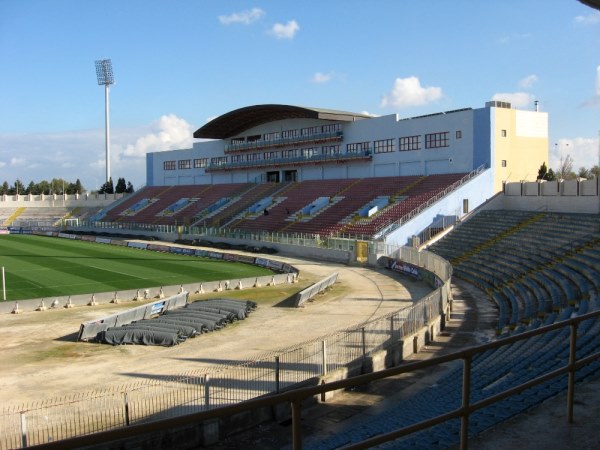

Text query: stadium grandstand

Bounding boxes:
[0,192,123,232]
[1,98,599,449]
[82,101,554,247]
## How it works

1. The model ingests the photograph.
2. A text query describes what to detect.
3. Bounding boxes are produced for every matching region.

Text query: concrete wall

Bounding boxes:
[0,193,124,208]
[500,178,600,213]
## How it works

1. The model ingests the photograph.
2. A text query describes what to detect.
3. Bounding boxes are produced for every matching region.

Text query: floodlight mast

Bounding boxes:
[95,59,115,184]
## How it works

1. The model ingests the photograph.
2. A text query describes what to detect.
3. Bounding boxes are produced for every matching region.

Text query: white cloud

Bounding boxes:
[0,114,193,190]
[219,8,265,25]
[10,157,27,167]
[380,76,443,109]
[519,74,538,88]
[491,92,534,107]
[311,72,333,84]
[497,32,532,44]
[550,137,600,171]
[122,114,193,158]
[269,20,299,39]
[574,11,600,25]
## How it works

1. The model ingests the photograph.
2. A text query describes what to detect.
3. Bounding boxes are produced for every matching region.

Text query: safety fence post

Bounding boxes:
[275,356,280,394]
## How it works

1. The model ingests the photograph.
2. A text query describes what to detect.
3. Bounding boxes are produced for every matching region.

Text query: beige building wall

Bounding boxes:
[491,107,548,193]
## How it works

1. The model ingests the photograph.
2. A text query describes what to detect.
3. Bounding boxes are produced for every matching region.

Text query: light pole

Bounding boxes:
[95,59,115,184]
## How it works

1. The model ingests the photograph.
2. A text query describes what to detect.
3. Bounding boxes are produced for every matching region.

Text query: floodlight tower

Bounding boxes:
[95,59,115,184]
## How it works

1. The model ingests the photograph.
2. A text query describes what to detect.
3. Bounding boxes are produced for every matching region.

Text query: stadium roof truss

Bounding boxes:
[193,104,373,140]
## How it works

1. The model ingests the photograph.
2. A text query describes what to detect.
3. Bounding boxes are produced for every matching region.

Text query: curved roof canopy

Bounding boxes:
[579,0,600,11]
[193,104,372,139]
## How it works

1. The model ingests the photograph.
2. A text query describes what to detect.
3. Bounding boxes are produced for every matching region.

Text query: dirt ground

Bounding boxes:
[0,254,432,408]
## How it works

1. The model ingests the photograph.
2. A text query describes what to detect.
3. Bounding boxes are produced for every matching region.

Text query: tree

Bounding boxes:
[74,179,84,194]
[556,155,576,180]
[115,177,127,194]
[37,180,51,195]
[10,179,26,195]
[99,178,114,194]
[0,181,9,195]
[537,162,548,180]
[578,167,591,179]
[126,181,135,193]
[537,162,557,181]
[590,165,600,179]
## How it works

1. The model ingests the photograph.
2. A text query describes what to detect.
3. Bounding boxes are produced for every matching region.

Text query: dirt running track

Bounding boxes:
[0,254,432,407]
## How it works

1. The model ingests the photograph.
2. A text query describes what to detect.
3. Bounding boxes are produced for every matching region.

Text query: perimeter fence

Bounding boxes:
[0,248,449,449]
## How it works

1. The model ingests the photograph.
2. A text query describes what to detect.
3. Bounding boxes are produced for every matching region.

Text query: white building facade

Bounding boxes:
[146,101,548,196]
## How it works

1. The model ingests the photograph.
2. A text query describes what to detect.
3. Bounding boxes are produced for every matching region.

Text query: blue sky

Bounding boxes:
[0,0,599,191]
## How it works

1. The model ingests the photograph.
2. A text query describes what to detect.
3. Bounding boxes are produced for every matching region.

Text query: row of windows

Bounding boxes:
[163,130,460,170]
[374,131,458,153]
[164,158,208,170]
[425,132,449,149]
[164,145,346,170]
[231,123,343,145]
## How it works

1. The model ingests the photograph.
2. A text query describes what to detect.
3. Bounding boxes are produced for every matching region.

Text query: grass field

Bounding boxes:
[0,234,275,301]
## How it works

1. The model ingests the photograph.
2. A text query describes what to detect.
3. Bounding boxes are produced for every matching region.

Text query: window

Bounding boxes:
[322,145,341,156]
[231,137,244,145]
[283,149,301,158]
[178,159,191,170]
[263,151,279,160]
[163,161,176,170]
[247,134,261,142]
[322,123,342,133]
[194,158,208,168]
[300,126,321,136]
[231,155,244,163]
[346,142,370,153]
[425,132,449,149]
[501,160,507,167]
[210,156,228,166]
[263,132,280,141]
[456,130,462,139]
[399,135,421,151]
[302,147,319,158]
[501,129,507,137]
[374,139,395,153]
[246,153,261,161]
[282,129,298,139]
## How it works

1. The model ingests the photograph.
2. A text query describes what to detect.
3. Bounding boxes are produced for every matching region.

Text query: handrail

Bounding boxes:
[31,308,600,450]
[224,131,343,153]
[375,164,487,239]
[206,150,371,172]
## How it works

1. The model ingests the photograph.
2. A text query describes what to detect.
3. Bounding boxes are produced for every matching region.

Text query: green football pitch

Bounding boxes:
[0,234,275,301]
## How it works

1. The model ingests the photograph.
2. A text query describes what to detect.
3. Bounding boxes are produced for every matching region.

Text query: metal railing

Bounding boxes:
[76,221,376,252]
[206,150,371,172]
[31,308,600,450]
[374,164,487,239]
[224,131,343,153]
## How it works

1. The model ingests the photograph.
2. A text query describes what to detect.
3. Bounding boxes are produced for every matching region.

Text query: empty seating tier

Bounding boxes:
[428,210,600,330]
[94,174,469,238]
